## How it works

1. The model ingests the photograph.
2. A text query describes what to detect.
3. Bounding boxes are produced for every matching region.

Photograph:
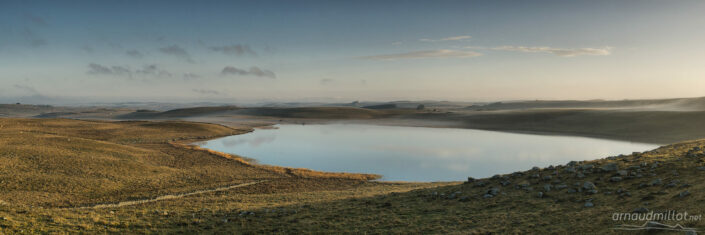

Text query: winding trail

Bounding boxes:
[72,180,266,209]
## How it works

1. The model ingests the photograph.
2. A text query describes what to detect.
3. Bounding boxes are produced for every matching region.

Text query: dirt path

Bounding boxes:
[72,180,266,209]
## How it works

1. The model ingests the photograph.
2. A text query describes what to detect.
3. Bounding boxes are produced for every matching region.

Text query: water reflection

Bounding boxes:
[198,124,658,182]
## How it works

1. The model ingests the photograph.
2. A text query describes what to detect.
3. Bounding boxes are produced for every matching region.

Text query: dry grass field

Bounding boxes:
[2,117,705,233]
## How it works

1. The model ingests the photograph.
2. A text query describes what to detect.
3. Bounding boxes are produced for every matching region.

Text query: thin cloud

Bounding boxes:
[192,89,221,95]
[22,28,47,47]
[419,35,471,42]
[23,13,48,27]
[182,73,201,80]
[159,45,194,63]
[87,63,172,79]
[320,78,334,85]
[493,46,612,57]
[126,50,144,58]
[87,63,113,75]
[209,44,257,56]
[361,49,482,60]
[13,84,39,95]
[221,66,276,78]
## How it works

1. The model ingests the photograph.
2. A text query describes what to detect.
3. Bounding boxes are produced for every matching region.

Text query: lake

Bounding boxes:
[197,124,658,182]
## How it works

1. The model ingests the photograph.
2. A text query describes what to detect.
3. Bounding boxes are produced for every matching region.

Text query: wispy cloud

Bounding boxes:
[320,78,334,85]
[87,63,133,78]
[221,66,276,78]
[492,46,612,57]
[209,44,257,56]
[87,63,172,79]
[361,49,482,60]
[22,28,47,48]
[159,45,194,63]
[13,84,40,95]
[182,73,201,80]
[126,50,144,58]
[192,89,221,95]
[419,35,471,42]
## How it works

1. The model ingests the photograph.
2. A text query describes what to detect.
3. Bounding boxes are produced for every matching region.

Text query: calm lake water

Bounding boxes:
[198,124,658,182]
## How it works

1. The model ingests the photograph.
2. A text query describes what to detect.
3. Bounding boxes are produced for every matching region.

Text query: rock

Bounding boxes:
[501,180,511,186]
[665,180,678,188]
[531,166,540,171]
[473,181,488,187]
[447,193,457,200]
[466,177,475,183]
[633,207,649,213]
[601,163,619,172]
[491,174,501,179]
[543,184,552,192]
[564,167,577,173]
[580,164,594,170]
[586,189,599,194]
[576,172,585,178]
[555,184,568,190]
[610,177,623,182]
[542,175,552,181]
[567,188,577,194]
[617,170,629,176]
[567,161,578,166]
[584,202,594,208]
[483,194,494,198]
[697,166,705,171]
[530,174,540,178]
[679,191,691,198]
[537,192,544,198]
[488,188,500,196]
[459,196,470,202]
[582,182,596,190]
[650,178,662,186]
[518,182,530,188]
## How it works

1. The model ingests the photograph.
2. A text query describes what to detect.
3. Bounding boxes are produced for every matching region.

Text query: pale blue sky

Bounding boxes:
[1,0,704,103]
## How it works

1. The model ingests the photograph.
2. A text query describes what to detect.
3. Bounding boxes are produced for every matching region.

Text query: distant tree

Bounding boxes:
[416,104,425,110]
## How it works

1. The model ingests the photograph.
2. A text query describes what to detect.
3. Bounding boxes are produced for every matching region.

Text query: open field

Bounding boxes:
[2,117,705,233]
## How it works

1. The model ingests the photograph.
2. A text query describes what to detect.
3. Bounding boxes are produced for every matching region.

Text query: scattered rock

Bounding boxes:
[531,166,540,171]
[542,175,552,181]
[633,207,649,213]
[483,194,494,198]
[617,170,628,176]
[473,181,488,187]
[501,180,511,186]
[584,202,594,208]
[650,178,663,186]
[459,196,470,202]
[564,167,577,173]
[580,164,594,170]
[537,192,544,198]
[582,182,596,190]
[576,172,585,178]
[530,174,540,178]
[678,191,691,198]
[543,184,552,192]
[610,177,623,182]
[487,188,500,196]
[466,177,475,183]
[601,163,619,172]
[555,184,568,190]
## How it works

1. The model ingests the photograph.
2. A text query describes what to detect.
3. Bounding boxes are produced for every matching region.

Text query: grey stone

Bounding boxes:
[501,180,511,186]
[483,194,494,198]
[543,184,552,192]
[633,207,649,213]
[580,164,594,170]
[555,184,568,190]
[601,163,619,172]
[610,177,623,182]
[679,191,691,198]
[576,172,585,178]
[542,175,552,181]
[564,167,577,173]
[487,188,500,196]
[584,202,594,208]
[617,170,629,176]
[650,178,662,186]
[582,181,596,190]
[537,192,544,198]
[531,166,540,171]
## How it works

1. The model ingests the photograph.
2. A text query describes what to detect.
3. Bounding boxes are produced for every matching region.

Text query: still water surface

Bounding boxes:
[198,124,658,181]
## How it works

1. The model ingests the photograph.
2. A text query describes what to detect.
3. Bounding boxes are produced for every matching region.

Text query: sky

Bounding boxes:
[1,0,705,104]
